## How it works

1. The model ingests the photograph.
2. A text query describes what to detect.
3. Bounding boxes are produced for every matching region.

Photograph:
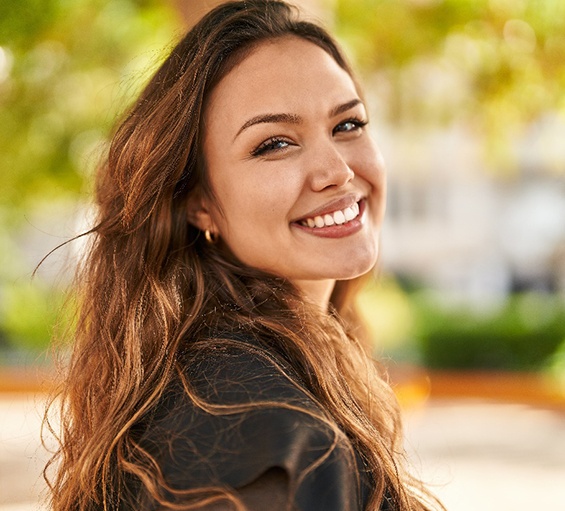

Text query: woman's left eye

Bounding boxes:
[333,118,368,135]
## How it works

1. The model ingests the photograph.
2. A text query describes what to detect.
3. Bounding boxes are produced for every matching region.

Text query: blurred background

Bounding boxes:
[1,0,565,509]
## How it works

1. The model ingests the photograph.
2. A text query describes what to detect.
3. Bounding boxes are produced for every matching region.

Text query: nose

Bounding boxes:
[307,141,354,192]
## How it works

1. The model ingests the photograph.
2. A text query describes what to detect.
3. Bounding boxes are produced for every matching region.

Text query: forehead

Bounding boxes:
[205,36,359,128]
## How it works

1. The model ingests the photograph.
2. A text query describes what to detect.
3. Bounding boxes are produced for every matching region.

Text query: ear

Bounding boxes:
[186,188,216,232]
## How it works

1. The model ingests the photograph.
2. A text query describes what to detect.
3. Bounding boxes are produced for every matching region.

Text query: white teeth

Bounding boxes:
[333,210,346,224]
[301,202,361,229]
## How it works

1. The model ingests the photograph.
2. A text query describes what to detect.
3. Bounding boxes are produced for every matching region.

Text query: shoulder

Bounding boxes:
[139,339,364,510]
[182,338,316,408]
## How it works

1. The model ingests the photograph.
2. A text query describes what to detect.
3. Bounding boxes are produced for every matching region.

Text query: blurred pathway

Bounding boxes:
[0,395,49,510]
[404,399,565,510]
[1,395,565,510]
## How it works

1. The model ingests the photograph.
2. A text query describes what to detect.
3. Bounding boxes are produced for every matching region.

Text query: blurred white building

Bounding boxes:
[378,118,565,303]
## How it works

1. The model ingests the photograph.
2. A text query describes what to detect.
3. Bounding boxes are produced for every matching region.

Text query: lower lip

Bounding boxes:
[292,200,366,239]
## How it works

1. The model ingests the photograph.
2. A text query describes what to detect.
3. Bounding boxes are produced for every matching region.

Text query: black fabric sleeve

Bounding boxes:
[139,342,367,511]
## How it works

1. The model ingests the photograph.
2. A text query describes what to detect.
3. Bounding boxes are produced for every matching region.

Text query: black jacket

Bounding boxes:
[132,340,375,510]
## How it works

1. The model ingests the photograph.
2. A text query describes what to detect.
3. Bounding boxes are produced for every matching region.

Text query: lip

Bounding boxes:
[291,198,367,239]
[292,193,363,223]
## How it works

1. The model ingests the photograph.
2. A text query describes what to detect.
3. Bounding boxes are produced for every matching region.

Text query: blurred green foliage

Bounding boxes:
[0,280,64,352]
[0,0,180,215]
[357,276,420,361]
[0,0,180,356]
[335,0,565,162]
[412,292,565,371]
[3,0,565,217]
[1,0,565,366]
[360,281,565,372]
[549,338,565,389]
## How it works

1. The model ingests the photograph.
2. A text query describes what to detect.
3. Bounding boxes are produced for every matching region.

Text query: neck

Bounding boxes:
[293,279,336,312]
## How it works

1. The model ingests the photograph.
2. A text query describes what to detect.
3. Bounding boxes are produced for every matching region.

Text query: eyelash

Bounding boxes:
[251,137,291,157]
[333,117,368,134]
[250,117,369,157]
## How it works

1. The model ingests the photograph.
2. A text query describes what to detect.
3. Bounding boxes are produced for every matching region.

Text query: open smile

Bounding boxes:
[292,199,366,239]
[299,201,360,228]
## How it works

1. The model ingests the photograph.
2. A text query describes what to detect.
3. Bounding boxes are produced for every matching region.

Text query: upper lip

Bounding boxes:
[292,193,363,223]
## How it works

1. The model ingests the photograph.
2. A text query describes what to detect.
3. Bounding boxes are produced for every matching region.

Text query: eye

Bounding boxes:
[333,117,368,135]
[251,137,292,157]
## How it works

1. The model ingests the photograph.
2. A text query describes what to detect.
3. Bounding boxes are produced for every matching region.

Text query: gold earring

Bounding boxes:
[204,229,218,244]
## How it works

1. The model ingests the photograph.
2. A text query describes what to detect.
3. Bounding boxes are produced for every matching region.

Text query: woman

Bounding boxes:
[47,1,442,510]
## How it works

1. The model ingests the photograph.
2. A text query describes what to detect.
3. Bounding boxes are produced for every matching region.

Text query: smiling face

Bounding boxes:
[194,36,386,306]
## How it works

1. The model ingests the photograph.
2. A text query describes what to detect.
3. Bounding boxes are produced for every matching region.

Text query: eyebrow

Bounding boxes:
[329,98,363,118]
[233,98,364,141]
[234,113,301,140]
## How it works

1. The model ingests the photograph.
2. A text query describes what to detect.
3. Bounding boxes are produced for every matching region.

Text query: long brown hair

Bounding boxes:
[46,1,442,510]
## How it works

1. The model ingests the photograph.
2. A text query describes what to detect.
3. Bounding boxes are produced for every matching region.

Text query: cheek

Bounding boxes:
[209,172,287,243]
[215,163,304,220]
[350,143,387,223]
[352,144,386,191]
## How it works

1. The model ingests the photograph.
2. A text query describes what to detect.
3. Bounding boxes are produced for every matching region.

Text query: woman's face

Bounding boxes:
[199,36,386,303]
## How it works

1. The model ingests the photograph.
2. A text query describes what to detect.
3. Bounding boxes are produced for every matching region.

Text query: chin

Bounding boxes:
[325,254,378,281]
[339,246,379,279]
